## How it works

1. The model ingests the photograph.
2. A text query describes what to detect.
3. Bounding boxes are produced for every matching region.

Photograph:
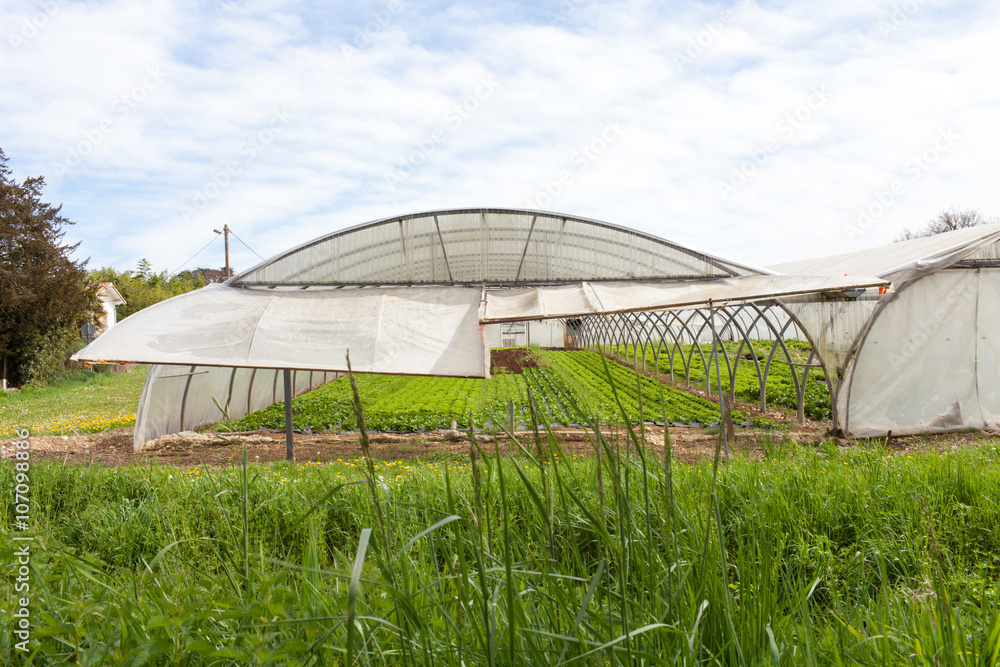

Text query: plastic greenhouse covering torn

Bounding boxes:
[73,208,903,450]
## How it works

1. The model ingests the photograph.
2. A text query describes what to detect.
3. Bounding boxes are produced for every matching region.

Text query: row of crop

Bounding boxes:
[522,366,588,426]
[364,376,483,431]
[541,350,722,426]
[606,341,832,420]
[222,349,733,433]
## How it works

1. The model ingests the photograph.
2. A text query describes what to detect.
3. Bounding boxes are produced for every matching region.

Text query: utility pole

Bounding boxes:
[213,225,231,278]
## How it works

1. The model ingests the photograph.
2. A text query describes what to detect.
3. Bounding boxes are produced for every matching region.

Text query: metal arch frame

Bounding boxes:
[774,303,838,425]
[660,309,710,387]
[677,310,718,393]
[713,307,763,401]
[227,208,772,286]
[576,298,836,422]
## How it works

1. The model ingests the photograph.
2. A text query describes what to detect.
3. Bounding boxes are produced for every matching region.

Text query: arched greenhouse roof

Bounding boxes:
[229,208,771,286]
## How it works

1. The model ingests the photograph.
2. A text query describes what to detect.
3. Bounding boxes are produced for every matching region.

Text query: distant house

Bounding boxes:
[94,282,126,331]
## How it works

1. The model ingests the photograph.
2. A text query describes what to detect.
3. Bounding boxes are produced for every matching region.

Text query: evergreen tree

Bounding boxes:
[0,148,97,386]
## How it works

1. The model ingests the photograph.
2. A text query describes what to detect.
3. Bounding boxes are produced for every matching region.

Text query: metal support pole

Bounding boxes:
[710,301,729,463]
[283,369,294,461]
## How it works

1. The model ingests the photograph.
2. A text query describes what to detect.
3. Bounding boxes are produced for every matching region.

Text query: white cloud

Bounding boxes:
[2,0,999,273]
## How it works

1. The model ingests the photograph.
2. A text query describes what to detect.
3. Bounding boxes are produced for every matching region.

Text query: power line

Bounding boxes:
[170,235,220,276]
[228,229,265,260]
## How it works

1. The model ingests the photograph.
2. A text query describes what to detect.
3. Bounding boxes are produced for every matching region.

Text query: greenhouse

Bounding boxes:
[75,208,899,450]
[773,225,1000,436]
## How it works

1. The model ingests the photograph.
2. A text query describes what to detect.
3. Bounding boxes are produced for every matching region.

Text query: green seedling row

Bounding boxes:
[221,348,725,433]
[608,340,833,420]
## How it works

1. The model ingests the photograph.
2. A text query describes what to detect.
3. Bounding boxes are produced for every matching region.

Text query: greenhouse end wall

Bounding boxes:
[840,267,1000,436]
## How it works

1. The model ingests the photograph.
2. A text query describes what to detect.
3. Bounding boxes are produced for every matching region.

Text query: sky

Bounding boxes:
[2,0,999,276]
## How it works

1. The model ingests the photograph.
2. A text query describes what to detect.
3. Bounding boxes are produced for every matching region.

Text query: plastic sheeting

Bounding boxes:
[134,365,339,448]
[772,224,1000,282]
[231,209,769,286]
[74,284,488,377]
[841,268,1000,436]
[480,275,888,322]
[772,225,1000,436]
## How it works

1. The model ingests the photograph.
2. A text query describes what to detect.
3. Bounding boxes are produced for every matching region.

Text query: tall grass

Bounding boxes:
[3,376,1000,663]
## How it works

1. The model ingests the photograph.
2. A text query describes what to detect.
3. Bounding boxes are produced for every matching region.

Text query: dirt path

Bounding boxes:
[5,422,996,468]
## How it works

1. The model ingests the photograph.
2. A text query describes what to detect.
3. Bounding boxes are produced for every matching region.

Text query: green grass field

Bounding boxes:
[0,366,149,438]
[3,425,999,664]
[3,357,1000,664]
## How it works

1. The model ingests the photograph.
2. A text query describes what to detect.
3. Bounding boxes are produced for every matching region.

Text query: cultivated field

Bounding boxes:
[220,349,732,434]
[2,347,999,664]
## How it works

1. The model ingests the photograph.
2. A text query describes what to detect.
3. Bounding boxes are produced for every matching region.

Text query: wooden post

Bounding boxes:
[223,224,231,278]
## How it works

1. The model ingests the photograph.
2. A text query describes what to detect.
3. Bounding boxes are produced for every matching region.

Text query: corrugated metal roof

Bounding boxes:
[230,209,772,286]
[771,225,1000,278]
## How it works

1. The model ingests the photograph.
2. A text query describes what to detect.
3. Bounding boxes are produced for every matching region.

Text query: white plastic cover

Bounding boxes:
[772,224,1000,282]
[230,209,770,286]
[480,275,888,322]
[773,225,1000,431]
[134,365,339,449]
[74,284,488,377]
[841,268,1000,436]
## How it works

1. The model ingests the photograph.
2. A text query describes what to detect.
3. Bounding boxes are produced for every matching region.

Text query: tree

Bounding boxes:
[87,262,205,320]
[895,207,998,242]
[191,266,230,284]
[0,148,98,387]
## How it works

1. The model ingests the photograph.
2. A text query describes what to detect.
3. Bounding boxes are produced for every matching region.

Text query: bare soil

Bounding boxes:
[490,348,540,375]
[4,424,996,469]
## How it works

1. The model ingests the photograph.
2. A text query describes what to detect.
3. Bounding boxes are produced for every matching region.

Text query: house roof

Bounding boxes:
[94,282,126,306]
